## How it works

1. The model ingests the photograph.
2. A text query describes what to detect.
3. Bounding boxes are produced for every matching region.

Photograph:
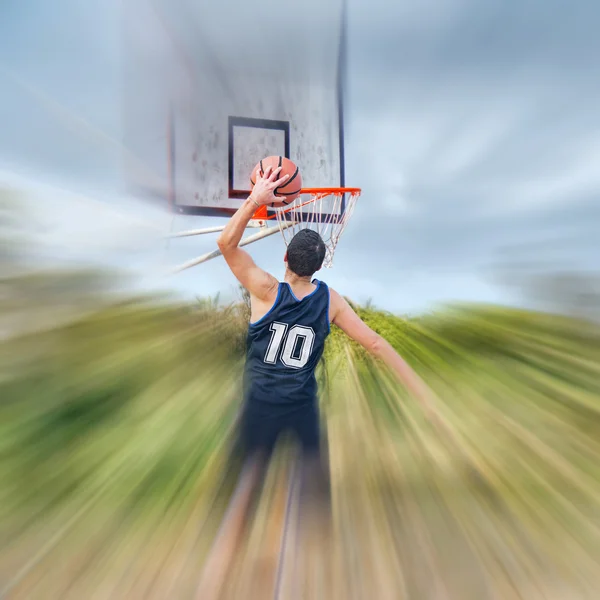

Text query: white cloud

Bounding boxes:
[1,168,170,272]
[1,0,599,313]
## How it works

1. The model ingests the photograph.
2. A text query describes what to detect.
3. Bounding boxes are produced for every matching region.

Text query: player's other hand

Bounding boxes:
[249,166,290,206]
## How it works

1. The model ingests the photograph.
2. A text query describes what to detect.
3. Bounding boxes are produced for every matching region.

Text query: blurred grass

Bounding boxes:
[0,274,599,597]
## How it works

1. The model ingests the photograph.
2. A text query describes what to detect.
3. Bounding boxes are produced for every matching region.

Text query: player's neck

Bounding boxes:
[284,269,313,286]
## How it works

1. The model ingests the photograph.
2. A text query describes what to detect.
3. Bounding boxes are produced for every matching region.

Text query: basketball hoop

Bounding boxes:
[170,188,360,274]
[277,187,361,268]
[254,187,361,268]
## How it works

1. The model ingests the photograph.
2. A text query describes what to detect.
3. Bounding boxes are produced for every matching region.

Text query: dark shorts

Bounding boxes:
[237,402,323,460]
[223,401,331,521]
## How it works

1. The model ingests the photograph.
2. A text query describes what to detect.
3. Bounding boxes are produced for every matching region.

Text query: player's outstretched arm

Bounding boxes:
[216,166,289,300]
[329,289,436,413]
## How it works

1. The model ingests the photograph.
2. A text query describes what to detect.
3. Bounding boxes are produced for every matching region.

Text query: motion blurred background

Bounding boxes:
[1,0,599,598]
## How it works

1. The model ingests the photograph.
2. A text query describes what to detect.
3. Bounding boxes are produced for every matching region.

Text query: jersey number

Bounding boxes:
[264,322,315,369]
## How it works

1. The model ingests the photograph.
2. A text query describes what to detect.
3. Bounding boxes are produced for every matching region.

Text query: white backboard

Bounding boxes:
[122,0,347,221]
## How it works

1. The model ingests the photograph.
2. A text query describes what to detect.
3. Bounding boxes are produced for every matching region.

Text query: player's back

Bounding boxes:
[243,279,330,413]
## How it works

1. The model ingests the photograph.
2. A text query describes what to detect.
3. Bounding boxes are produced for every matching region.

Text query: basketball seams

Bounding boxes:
[272,156,284,207]
[250,155,302,207]
[280,166,300,191]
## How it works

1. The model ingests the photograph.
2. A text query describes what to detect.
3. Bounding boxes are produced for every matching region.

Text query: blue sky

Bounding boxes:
[1,0,599,314]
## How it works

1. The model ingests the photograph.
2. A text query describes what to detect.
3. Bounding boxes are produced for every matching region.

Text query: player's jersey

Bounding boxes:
[243,279,330,413]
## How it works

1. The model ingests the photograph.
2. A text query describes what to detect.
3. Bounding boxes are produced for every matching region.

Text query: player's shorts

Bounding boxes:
[223,400,331,519]
[237,401,322,460]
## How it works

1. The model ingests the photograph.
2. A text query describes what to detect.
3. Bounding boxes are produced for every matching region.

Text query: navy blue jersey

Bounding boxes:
[243,279,330,413]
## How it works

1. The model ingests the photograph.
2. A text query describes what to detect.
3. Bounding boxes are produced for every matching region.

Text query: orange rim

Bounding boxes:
[252,187,361,220]
[300,187,361,195]
[252,205,269,219]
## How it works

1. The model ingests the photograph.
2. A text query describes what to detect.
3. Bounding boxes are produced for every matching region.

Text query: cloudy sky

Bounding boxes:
[1,0,598,313]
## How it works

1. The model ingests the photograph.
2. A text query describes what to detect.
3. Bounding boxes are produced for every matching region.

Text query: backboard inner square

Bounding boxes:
[231,124,287,195]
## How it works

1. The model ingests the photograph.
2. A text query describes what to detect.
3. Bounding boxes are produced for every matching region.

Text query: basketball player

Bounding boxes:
[196,165,443,597]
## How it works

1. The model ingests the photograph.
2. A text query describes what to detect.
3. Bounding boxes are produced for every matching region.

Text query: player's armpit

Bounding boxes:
[220,246,279,301]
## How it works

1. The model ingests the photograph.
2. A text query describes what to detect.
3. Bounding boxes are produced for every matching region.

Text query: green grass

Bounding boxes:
[0,287,599,597]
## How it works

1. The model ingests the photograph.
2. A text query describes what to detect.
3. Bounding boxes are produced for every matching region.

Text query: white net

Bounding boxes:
[274,189,360,268]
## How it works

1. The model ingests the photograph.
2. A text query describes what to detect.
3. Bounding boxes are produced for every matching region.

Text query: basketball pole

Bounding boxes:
[170,221,295,274]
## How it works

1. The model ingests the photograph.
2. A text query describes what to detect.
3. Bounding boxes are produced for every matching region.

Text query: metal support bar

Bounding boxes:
[168,225,227,238]
[166,219,267,238]
[170,222,294,274]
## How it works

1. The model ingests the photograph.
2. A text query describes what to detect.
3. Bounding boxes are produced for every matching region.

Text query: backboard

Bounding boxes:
[122,0,348,223]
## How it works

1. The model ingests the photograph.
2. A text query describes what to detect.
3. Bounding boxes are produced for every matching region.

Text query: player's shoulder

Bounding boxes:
[326,285,345,301]
[325,286,349,317]
[326,285,339,299]
[249,272,280,304]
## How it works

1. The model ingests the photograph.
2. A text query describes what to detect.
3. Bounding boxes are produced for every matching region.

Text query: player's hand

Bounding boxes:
[249,166,290,206]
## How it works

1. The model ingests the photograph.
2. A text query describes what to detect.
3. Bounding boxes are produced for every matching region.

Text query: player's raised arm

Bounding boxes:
[216,166,289,300]
[328,288,436,413]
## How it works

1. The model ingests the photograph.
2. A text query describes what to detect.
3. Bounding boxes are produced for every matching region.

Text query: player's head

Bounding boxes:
[285,229,326,277]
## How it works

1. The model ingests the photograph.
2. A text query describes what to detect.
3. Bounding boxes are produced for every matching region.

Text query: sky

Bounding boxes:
[1,0,599,314]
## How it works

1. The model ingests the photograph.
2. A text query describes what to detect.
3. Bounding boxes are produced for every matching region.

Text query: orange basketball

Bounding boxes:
[250,156,303,206]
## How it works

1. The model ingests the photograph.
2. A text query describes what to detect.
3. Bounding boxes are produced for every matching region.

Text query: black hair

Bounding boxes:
[286,229,326,277]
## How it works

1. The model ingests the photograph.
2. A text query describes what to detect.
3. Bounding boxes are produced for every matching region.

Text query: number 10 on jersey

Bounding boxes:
[264,322,315,369]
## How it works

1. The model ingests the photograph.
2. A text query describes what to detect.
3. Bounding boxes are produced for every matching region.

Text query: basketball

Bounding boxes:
[250,156,303,206]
